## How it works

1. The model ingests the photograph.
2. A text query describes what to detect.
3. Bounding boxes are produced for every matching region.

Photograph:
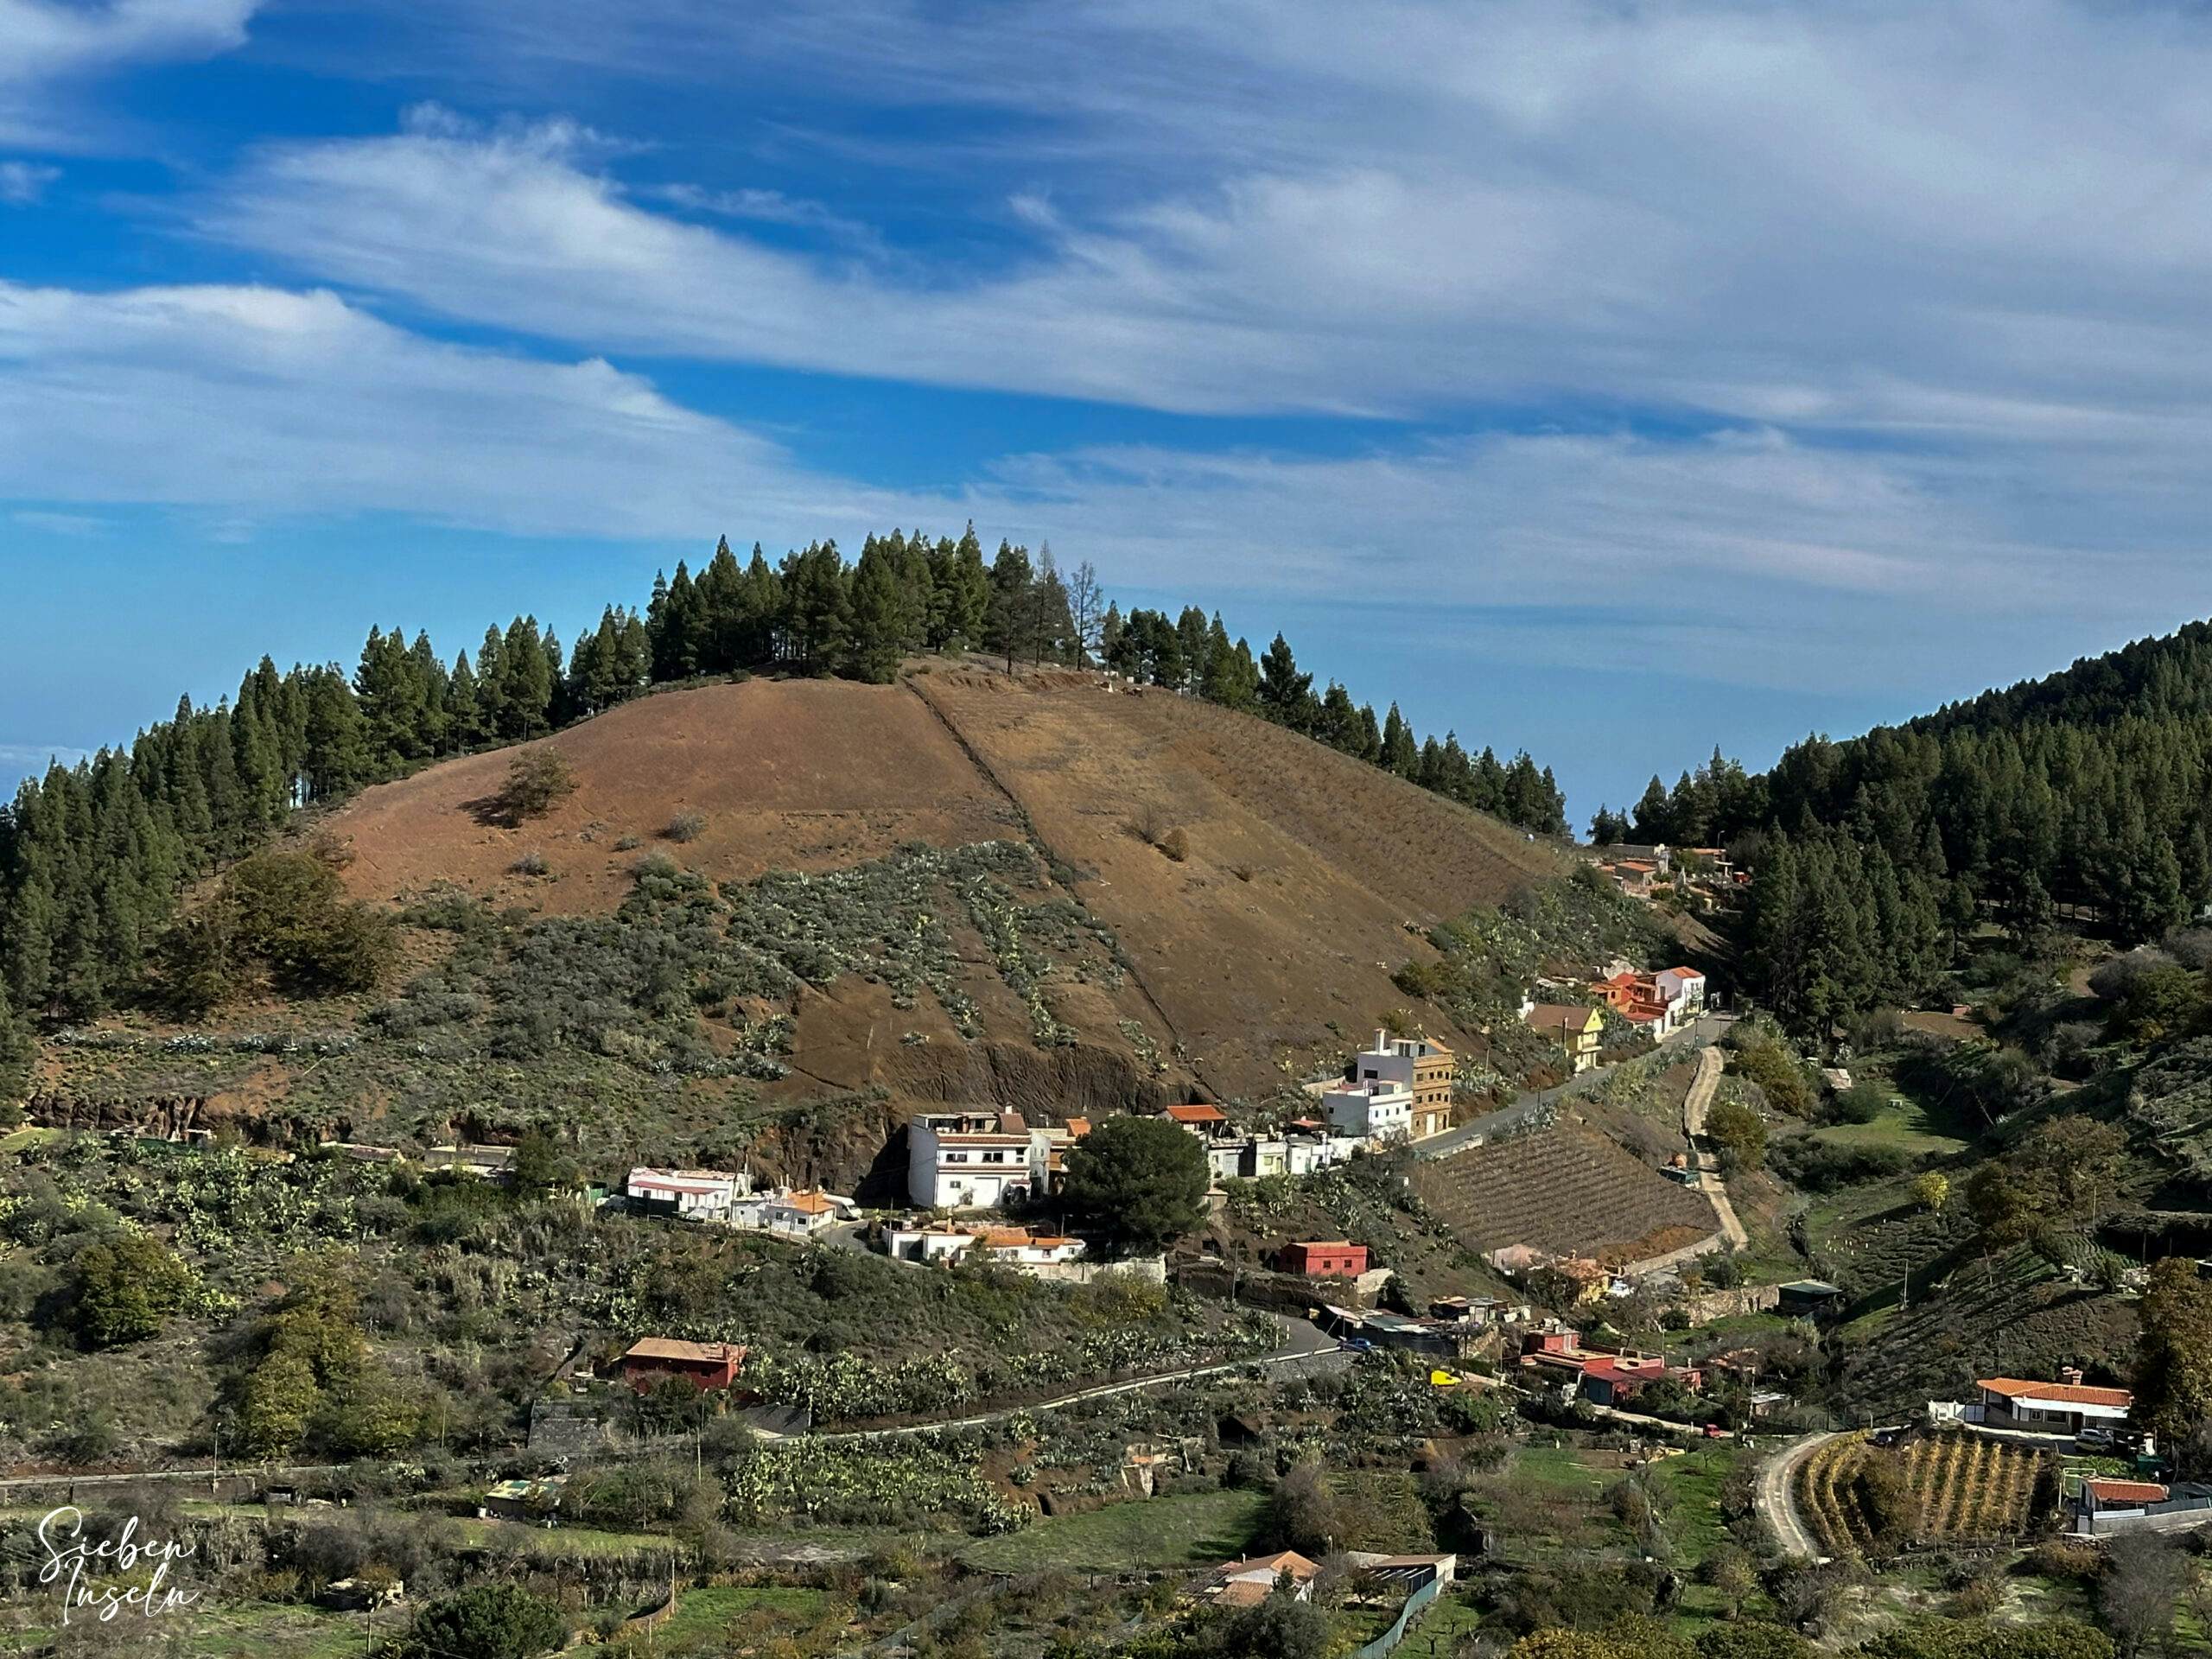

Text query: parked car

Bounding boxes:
[2079,1426,2115,1448]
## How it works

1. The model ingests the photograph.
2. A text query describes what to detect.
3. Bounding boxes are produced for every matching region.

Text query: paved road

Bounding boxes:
[1416,1012,1735,1161]
[1754,1431,1840,1562]
[1682,1045,1750,1250]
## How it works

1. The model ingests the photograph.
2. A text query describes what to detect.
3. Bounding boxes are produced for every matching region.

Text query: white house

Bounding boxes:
[1976,1374,2133,1435]
[884,1224,976,1263]
[1655,967,1707,1016]
[883,1223,1088,1271]
[626,1166,747,1222]
[758,1188,851,1236]
[1321,1079,1414,1146]
[1350,1029,1455,1140]
[907,1109,1089,1210]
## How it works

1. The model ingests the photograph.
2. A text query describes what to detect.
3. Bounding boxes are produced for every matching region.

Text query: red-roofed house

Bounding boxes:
[1164,1103,1232,1131]
[1977,1373,2133,1434]
[1656,968,1707,1016]
[760,1188,849,1236]
[1195,1550,1321,1607]
[620,1338,746,1393]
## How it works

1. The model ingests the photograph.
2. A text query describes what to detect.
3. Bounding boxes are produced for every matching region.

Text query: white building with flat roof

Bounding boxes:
[907,1109,1090,1210]
[1321,1079,1414,1146]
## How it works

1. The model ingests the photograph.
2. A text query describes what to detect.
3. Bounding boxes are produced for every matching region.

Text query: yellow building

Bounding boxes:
[1523,1003,1604,1074]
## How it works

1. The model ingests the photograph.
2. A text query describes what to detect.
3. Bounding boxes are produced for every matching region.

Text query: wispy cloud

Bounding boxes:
[195,2,2212,449]
[0,160,56,203]
[0,741,90,770]
[0,278,911,541]
[0,0,259,147]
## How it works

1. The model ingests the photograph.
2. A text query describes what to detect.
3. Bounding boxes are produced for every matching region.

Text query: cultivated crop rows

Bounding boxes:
[1413,1123,1716,1260]
[1797,1431,2050,1556]
[1798,1433,1872,1557]
[1906,1433,2047,1541]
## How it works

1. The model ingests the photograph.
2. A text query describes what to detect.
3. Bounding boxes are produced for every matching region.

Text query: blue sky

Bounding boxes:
[10,2,2212,824]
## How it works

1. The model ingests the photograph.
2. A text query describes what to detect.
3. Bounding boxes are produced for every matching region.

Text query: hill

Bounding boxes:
[27,664,1567,1177]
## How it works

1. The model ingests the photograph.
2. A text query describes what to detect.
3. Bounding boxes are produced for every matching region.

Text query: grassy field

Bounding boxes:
[1510,1441,1615,1496]
[622,1585,835,1656]
[454,1516,669,1554]
[957,1489,1268,1576]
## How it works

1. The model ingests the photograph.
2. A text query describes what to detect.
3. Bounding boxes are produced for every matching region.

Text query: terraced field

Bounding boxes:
[1906,1433,2049,1541]
[1829,1246,2139,1419]
[1412,1122,1718,1264]
[1798,1431,2051,1556]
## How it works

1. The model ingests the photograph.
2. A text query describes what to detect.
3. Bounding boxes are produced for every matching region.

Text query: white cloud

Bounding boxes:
[0,0,258,146]
[0,160,57,203]
[0,278,910,541]
[6,271,2209,699]
[197,3,2212,450]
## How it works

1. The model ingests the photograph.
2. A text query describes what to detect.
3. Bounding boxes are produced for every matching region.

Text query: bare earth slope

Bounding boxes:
[321,666,1563,1100]
[331,677,1021,914]
[910,665,1565,1094]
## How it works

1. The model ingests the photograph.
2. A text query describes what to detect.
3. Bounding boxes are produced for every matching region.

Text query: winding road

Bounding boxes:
[1753,1431,1840,1562]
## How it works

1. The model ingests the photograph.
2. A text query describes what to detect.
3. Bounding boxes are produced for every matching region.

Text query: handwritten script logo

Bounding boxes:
[35,1505,203,1624]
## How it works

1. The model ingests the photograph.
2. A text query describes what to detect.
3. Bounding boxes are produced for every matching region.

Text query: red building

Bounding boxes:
[620,1338,747,1393]
[1276,1240,1370,1277]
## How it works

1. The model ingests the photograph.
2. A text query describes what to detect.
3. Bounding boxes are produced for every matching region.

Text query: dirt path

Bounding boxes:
[1418,1013,1732,1161]
[1683,1043,1750,1249]
[1755,1431,1840,1562]
[809,1313,1346,1441]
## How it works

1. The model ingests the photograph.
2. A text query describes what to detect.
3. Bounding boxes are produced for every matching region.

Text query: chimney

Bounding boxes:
[2060,1366,2084,1387]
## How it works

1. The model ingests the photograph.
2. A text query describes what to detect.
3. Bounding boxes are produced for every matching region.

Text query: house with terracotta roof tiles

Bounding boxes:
[1194,1549,1320,1607]
[1976,1371,2133,1435]
[759,1187,850,1236]
[619,1338,746,1393]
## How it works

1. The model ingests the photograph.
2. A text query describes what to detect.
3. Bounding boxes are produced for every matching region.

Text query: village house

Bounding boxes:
[883,1222,1089,1270]
[907,1109,1089,1210]
[2073,1477,2212,1535]
[1523,1003,1604,1073]
[757,1187,851,1236]
[1517,1330,1701,1407]
[1975,1372,2133,1436]
[626,1166,747,1223]
[1351,1028,1456,1140]
[618,1338,747,1394]
[1607,859,1661,899]
[1195,1550,1321,1608]
[479,1474,565,1525]
[1275,1240,1370,1278]
[1656,966,1707,1017]
[1320,1078,1414,1144]
[1776,1280,1847,1320]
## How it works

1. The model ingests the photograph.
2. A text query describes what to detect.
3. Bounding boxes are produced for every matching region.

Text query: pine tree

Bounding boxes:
[846,539,907,683]
[984,542,1034,672]
[1256,634,1312,728]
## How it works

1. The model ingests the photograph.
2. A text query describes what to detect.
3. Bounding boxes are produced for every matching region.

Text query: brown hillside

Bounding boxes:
[908,664,1566,1094]
[328,677,1021,912]
[319,665,1563,1100]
